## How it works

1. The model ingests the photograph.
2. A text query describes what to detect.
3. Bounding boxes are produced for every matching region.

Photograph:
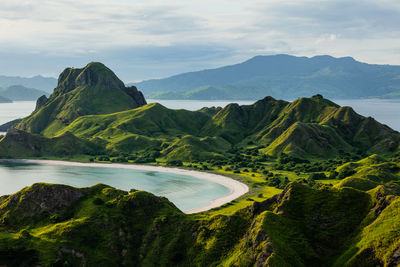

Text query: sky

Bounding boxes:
[0,0,400,82]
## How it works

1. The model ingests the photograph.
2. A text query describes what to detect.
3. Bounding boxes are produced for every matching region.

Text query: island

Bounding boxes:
[0,62,399,266]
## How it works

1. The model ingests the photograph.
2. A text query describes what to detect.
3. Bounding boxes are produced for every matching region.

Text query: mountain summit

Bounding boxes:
[16,62,146,135]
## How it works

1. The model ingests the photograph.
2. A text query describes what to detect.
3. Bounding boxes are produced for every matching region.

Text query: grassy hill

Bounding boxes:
[135,54,400,100]
[2,94,398,161]
[1,62,400,266]
[15,62,146,135]
[1,175,399,266]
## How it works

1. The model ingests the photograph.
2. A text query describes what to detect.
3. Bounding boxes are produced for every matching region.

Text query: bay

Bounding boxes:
[0,162,230,212]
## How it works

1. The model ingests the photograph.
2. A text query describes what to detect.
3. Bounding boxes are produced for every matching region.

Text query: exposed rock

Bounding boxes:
[0,118,22,132]
[123,86,147,106]
[0,183,84,218]
[35,95,48,111]
[389,245,400,267]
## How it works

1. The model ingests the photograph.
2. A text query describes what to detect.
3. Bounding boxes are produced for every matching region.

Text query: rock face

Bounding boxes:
[56,63,126,95]
[35,95,48,111]
[0,118,22,132]
[15,62,147,134]
[0,183,84,219]
[124,86,147,107]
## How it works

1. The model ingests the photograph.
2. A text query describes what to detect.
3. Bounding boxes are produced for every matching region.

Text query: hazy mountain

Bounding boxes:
[134,54,400,100]
[0,95,12,103]
[0,85,48,101]
[0,75,57,93]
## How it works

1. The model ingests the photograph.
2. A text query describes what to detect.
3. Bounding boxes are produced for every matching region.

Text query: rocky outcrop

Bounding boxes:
[0,118,22,132]
[35,95,48,111]
[15,62,147,134]
[123,86,147,106]
[56,62,126,95]
[0,183,84,223]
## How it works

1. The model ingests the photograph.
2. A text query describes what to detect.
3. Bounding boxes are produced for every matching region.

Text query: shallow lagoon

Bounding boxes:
[0,162,230,212]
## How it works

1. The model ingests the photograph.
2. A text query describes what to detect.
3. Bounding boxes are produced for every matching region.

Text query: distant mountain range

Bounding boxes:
[0,85,48,101]
[0,95,12,103]
[0,75,56,94]
[133,54,400,100]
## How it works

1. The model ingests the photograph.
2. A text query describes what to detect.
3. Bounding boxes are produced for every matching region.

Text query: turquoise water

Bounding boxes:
[0,162,230,212]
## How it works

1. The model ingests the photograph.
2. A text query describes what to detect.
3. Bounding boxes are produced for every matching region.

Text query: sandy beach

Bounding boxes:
[3,159,249,214]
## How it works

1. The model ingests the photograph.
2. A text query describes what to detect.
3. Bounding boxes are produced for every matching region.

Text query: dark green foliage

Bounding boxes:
[1,181,399,266]
[309,172,327,180]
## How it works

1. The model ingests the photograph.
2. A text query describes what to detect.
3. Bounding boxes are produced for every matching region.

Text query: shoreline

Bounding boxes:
[1,159,249,214]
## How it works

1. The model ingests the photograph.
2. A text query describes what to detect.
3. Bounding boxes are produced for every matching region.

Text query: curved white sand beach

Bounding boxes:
[5,159,249,214]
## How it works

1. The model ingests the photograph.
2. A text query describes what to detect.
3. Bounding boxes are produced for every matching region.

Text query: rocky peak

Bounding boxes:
[35,95,48,111]
[123,86,147,106]
[55,62,125,95]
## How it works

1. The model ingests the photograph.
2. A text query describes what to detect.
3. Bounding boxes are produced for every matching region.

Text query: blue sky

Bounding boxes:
[1,0,399,82]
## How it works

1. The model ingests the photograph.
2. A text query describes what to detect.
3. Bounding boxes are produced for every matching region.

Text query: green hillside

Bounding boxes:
[1,62,400,266]
[2,94,399,161]
[15,62,146,135]
[1,173,399,266]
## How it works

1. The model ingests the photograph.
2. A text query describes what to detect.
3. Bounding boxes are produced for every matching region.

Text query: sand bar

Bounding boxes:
[2,159,249,214]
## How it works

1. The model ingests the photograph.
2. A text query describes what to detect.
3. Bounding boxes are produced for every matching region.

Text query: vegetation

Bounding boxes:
[1,62,400,266]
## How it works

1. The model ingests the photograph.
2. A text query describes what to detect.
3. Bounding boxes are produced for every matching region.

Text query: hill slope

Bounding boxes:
[15,62,146,136]
[136,54,400,100]
[0,181,399,266]
[3,94,399,160]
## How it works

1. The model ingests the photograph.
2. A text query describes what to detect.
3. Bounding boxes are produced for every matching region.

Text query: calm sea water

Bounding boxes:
[0,101,36,135]
[0,162,229,212]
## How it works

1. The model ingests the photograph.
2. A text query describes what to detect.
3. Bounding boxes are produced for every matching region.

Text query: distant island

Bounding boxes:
[133,54,400,100]
[0,62,399,266]
[0,85,48,101]
[0,95,12,103]
[0,75,56,93]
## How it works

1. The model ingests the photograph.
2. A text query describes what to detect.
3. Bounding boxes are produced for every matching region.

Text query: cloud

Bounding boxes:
[0,0,399,79]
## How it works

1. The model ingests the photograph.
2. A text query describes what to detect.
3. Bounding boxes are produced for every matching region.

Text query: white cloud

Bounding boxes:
[0,0,399,79]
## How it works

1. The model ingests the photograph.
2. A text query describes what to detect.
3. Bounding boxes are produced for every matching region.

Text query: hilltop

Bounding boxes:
[1,93,399,161]
[15,62,146,135]
[1,62,400,266]
[134,54,400,100]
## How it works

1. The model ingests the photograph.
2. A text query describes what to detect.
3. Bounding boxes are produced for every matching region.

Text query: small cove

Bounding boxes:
[0,161,234,213]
